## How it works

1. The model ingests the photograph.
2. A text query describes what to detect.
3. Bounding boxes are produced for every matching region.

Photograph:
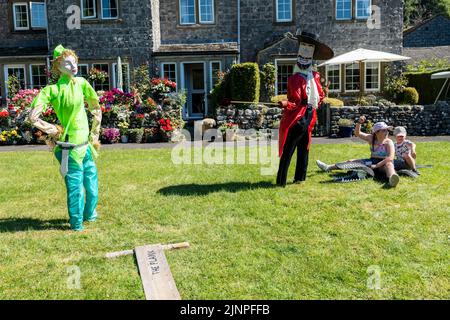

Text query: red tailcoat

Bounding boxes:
[278,71,325,157]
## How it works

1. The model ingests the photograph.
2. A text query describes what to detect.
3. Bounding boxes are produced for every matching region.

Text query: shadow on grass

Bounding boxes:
[0,218,69,233]
[158,181,276,196]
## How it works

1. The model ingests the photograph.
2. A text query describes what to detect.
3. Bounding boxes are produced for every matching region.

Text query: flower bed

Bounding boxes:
[0,78,185,145]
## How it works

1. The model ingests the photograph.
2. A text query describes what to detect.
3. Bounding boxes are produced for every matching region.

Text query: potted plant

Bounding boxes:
[144,127,159,143]
[118,121,129,143]
[1,129,21,145]
[128,128,144,143]
[0,108,11,129]
[219,122,239,141]
[337,118,354,138]
[158,118,173,142]
[101,128,120,144]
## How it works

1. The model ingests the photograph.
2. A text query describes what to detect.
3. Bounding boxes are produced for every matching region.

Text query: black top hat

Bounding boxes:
[295,30,334,60]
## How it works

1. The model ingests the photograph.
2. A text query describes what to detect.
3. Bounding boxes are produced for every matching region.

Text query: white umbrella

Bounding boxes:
[318,48,410,66]
[117,56,123,91]
[318,48,410,105]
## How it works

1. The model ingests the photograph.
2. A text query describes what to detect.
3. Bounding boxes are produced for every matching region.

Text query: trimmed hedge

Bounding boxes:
[400,87,419,105]
[230,62,260,103]
[404,68,450,104]
[210,71,231,114]
[323,97,344,107]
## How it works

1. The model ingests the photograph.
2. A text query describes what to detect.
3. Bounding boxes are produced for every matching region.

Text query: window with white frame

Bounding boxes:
[345,63,360,92]
[210,61,221,89]
[12,2,47,30]
[30,65,47,89]
[5,66,26,96]
[365,62,380,91]
[101,0,118,19]
[161,63,177,89]
[356,0,371,19]
[13,3,29,30]
[180,0,196,24]
[112,63,130,92]
[199,0,214,23]
[276,0,293,22]
[30,2,46,28]
[276,61,295,95]
[81,0,97,19]
[92,63,110,91]
[336,0,352,20]
[77,64,89,79]
[326,65,341,92]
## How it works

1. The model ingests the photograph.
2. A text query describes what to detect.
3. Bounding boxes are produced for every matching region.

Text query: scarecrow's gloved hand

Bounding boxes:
[278,100,289,108]
[90,135,101,151]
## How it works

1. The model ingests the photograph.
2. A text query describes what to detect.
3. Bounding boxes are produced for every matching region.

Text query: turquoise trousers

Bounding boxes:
[55,147,99,231]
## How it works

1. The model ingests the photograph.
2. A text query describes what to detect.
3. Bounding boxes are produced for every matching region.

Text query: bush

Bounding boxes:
[404,68,450,104]
[323,97,344,107]
[230,63,260,103]
[337,118,354,127]
[400,87,419,105]
[260,63,276,100]
[384,65,409,102]
[210,71,231,112]
[271,95,287,104]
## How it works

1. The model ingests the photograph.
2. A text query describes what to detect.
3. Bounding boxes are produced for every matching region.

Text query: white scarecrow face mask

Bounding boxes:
[297,42,315,70]
[58,55,78,76]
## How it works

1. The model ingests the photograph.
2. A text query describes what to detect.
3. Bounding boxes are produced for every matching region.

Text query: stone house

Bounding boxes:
[0,0,404,119]
[403,14,450,67]
[0,0,48,101]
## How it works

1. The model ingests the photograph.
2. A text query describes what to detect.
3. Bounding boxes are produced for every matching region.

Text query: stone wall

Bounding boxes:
[403,15,450,48]
[0,0,47,49]
[241,0,404,62]
[329,102,450,137]
[159,0,237,45]
[46,0,157,68]
[215,104,282,130]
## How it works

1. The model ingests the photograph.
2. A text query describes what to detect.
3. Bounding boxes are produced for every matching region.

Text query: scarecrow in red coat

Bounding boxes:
[276,31,334,187]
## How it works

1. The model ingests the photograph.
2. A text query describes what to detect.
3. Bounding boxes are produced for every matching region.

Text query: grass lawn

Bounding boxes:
[0,141,448,299]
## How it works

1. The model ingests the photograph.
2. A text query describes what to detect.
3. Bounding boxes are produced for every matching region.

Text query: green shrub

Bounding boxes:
[271,94,287,104]
[210,71,231,112]
[400,87,419,105]
[405,58,450,73]
[323,97,344,107]
[260,63,276,100]
[404,68,450,104]
[384,65,409,102]
[338,118,354,127]
[230,63,260,103]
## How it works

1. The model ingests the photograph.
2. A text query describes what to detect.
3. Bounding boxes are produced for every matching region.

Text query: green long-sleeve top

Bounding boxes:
[30,74,102,165]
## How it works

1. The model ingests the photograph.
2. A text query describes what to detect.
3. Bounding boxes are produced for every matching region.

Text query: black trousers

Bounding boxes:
[276,105,314,186]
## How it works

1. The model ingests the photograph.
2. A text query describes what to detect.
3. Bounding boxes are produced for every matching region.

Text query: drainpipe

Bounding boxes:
[45,0,51,79]
[237,0,241,64]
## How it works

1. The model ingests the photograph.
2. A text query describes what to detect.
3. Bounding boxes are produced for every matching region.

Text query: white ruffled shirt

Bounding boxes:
[294,66,320,109]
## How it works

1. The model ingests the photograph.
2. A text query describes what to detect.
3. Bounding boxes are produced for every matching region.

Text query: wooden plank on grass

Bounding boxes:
[134,244,181,300]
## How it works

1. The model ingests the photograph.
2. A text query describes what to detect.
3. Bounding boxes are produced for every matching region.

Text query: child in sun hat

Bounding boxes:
[393,126,418,173]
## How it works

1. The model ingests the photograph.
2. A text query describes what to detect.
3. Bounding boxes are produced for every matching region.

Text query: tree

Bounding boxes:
[404,0,450,27]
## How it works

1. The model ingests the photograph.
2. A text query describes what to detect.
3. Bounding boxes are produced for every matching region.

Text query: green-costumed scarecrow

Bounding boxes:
[29,45,102,231]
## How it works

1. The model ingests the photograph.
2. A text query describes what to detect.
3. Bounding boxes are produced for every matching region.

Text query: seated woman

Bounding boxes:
[316,116,400,187]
